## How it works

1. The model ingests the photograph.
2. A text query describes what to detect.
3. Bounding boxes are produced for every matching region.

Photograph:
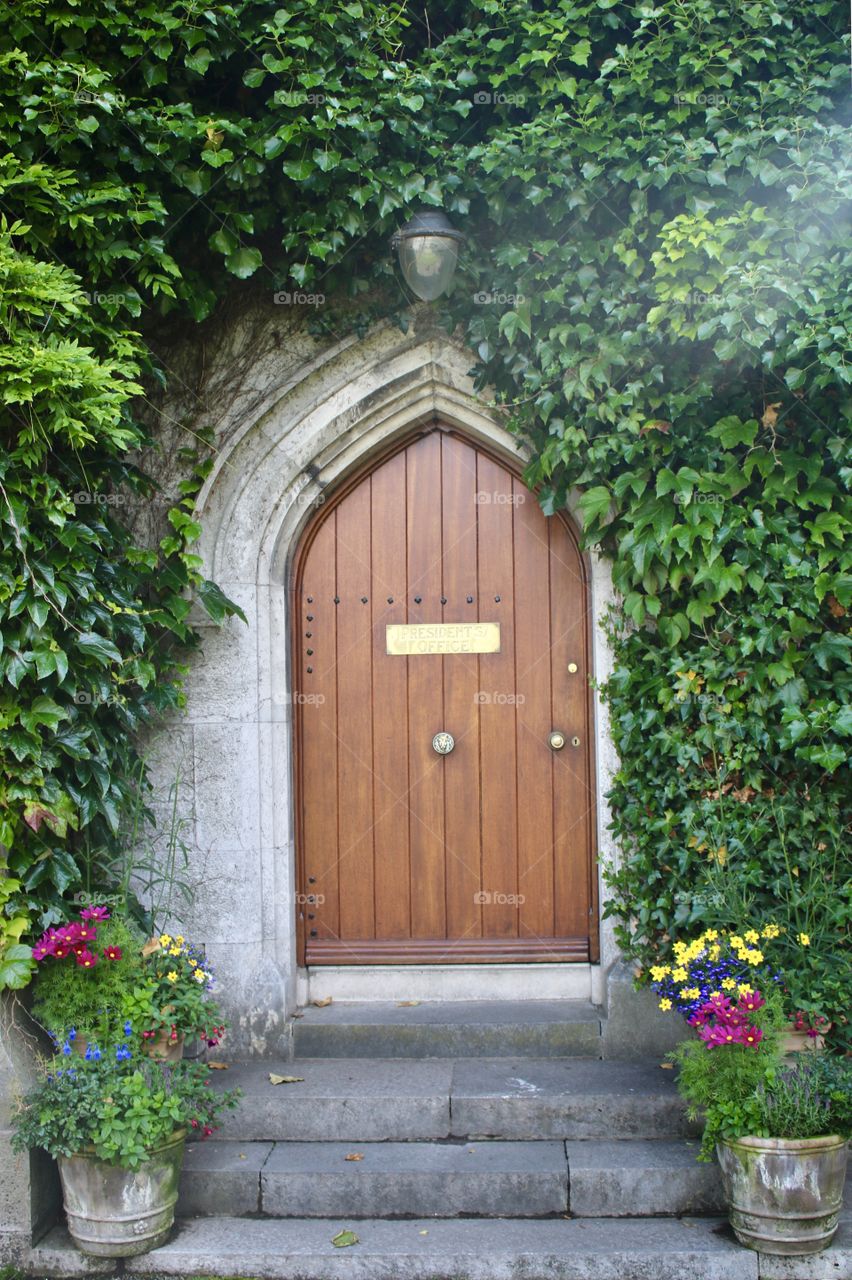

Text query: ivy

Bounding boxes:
[0,1,848,1033]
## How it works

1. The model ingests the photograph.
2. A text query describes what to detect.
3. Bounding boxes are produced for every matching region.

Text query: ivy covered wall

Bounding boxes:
[0,1,848,1037]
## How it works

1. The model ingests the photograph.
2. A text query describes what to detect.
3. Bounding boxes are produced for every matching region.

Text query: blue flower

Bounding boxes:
[116,1045,132,1062]
[92,1046,102,1061]
[68,1027,77,1041]
[123,1021,132,1037]
[62,1041,72,1056]
[84,1044,92,1060]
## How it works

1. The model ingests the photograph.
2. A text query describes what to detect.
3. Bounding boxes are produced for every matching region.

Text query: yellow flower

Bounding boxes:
[761,923,780,939]
[746,949,764,965]
[729,935,745,950]
[175,936,185,945]
[738,983,753,996]
[659,998,672,1011]
[169,946,182,957]
[709,990,722,999]
[708,945,721,961]
[721,978,737,991]
[703,929,719,943]
[798,933,810,947]
[683,988,701,1000]
[193,970,207,983]
[672,967,688,983]
[744,929,760,945]
[159,934,172,947]
[188,958,198,968]
[166,970,178,983]
[650,965,670,981]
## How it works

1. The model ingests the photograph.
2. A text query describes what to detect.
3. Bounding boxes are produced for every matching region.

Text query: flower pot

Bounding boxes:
[143,1030,185,1062]
[57,1129,186,1257]
[780,1026,827,1056]
[717,1134,848,1256]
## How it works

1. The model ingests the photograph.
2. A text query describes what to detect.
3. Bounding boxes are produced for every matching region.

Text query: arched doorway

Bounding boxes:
[292,423,598,967]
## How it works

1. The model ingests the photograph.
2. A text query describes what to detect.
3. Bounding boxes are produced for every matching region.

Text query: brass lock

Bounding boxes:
[571,735,581,747]
[548,731,566,751]
[568,662,578,674]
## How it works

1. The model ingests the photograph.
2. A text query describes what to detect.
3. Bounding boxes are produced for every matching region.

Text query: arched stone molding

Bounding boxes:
[162,320,620,1055]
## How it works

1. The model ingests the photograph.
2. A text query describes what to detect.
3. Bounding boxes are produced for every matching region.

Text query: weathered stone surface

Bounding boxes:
[214,1059,454,1141]
[118,1215,754,1279]
[449,1058,697,1140]
[566,1138,725,1216]
[0,992,61,1252]
[293,999,602,1059]
[602,962,689,1060]
[261,1140,567,1217]
[179,1140,273,1216]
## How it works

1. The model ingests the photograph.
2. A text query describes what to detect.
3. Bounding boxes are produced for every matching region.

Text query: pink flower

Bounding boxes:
[78,923,97,942]
[737,990,765,1014]
[103,946,122,961]
[80,905,110,922]
[75,949,97,969]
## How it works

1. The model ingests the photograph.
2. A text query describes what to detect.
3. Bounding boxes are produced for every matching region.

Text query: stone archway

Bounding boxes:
[157,321,620,1054]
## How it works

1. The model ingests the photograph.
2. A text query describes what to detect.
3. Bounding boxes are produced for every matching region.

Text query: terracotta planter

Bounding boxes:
[717,1134,848,1256]
[57,1129,186,1257]
[143,1030,185,1062]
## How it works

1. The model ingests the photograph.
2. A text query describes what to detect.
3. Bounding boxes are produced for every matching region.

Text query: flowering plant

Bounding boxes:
[11,1041,240,1169]
[31,907,146,1047]
[648,925,784,1021]
[133,931,226,1046]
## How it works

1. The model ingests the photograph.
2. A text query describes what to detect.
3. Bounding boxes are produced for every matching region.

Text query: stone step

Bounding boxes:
[178,1138,724,1219]
[292,1000,603,1059]
[30,1213,852,1279]
[213,1058,697,1143]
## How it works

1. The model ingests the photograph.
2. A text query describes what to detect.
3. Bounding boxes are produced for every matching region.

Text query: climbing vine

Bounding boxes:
[0,1,848,1030]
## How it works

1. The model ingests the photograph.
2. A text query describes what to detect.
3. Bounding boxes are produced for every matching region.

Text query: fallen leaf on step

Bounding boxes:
[207,1061,229,1070]
[397,1000,420,1006]
[331,1230,359,1248]
[419,1230,428,1236]
[313,996,333,1007]
[659,1062,674,1070]
[344,1153,364,1162]
[239,1154,247,1160]
[268,1073,305,1085]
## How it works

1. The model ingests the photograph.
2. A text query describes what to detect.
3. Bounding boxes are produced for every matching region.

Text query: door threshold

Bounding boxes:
[298,963,601,1005]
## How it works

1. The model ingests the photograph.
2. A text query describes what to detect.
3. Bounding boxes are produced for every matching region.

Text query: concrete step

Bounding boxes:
[566,1139,724,1217]
[179,1137,724,1219]
[213,1058,697,1142]
[30,1213,852,1279]
[292,1000,603,1059]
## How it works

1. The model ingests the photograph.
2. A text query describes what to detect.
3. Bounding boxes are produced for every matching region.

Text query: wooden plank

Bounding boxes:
[550,515,592,945]
[440,434,483,942]
[405,433,446,939]
[334,480,375,942]
[298,515,340,958]
[307,936,587,964]
[476,453,519,938]
[512,476,556,942]
[370,451,411,940]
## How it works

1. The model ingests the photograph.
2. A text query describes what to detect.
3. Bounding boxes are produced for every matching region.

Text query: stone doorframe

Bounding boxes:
[151,320,622,1057]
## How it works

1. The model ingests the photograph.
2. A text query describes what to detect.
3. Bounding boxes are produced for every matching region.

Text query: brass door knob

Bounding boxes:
[548,731,566,751]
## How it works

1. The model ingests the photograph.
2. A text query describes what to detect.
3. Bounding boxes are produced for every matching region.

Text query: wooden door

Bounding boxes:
[293,426,597,965]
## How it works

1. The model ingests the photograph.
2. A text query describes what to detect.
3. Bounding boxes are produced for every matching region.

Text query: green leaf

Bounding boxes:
[577,486,612,529]
[0,944,35,992]
[76,633,122,666]
[225,248,263,279]
[710,417,759,449]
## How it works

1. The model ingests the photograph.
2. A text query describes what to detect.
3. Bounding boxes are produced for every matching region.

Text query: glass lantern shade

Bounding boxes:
[393,210,463,301]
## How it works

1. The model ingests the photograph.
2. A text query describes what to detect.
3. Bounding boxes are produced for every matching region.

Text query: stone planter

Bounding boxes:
[57,1129,186,1257]
[717,1134,848,1256]
[779,1026,827,1056]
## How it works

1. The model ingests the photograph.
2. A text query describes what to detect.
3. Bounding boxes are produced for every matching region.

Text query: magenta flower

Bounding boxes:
[737,990,765,1014]
[75,949,97,969]
[80,905,110,922]
[103,945,122,961]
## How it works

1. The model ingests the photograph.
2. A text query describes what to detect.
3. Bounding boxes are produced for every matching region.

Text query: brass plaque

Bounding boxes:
[386,622,501,656]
